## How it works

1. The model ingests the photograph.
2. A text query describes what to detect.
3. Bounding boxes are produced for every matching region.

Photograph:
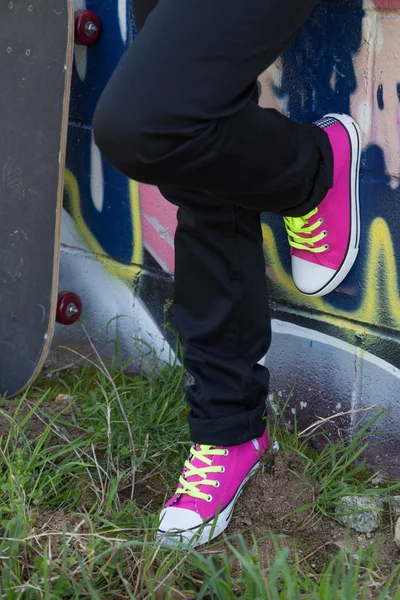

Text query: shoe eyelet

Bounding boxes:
[206,495,213,502]
[319,218,324,224]
[224,450,229,456]
[214,481,220,488]
[220,466,226,473]
[322,230,328,237]
[324,244,330,250]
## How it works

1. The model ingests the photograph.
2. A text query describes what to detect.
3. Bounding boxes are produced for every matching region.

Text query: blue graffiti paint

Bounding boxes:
[377,84,384,110]
[276,1,364,120]
[263,0,400,343]
[65,0,137,263]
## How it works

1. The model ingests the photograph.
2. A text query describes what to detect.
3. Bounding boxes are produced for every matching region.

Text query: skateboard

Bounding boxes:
[0,1,93,398]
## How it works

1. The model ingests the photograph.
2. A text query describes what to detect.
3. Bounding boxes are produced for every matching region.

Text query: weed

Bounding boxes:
[0,358,398,598]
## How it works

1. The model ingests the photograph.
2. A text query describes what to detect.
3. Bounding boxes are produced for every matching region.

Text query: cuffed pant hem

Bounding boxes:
[188,403,267,446]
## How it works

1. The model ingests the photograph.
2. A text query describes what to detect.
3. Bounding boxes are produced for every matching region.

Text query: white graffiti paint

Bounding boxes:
[90,135,105,212]
[118,0,128,44]
[74,46,88,82]
[58,210,176,368]
[73,0,88,82]
[271,320,400,380]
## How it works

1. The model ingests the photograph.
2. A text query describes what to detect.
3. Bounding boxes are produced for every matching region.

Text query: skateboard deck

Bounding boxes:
[0,0,74,397]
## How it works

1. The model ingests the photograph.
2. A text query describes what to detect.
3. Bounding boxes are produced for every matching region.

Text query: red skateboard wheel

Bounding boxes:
[56,292,82,325]
[74,10,101,46]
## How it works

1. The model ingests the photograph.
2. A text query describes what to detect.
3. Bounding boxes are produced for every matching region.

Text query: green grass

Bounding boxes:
[0,352,399,599]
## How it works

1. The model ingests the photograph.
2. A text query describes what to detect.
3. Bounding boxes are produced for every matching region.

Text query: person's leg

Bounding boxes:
[165,187,270,446]
[129,0,270,446]
[94,0,331,218]
[131,0,157,31]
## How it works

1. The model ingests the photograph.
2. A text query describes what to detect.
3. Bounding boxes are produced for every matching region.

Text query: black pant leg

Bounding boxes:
[131,0,157,31]
[162,187,270,445]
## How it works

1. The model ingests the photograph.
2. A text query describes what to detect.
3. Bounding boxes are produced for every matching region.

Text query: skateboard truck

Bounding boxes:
[56,292,83,325]
[74,10,101,46]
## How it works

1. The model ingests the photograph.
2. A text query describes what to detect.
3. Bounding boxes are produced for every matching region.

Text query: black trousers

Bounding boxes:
[93,0,333,445]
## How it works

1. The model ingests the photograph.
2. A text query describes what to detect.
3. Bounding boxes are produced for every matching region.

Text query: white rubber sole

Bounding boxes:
[156,461,261,549]
[301,113,361,298]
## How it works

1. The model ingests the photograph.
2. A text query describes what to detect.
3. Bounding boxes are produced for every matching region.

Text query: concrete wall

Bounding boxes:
[56,0,400,475]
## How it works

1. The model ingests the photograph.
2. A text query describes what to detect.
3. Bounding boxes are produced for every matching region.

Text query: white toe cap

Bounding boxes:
[292,256,336,295]
[158,507,202,534]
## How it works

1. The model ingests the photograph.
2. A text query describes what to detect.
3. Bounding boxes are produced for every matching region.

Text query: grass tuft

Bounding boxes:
[0,354,398,598]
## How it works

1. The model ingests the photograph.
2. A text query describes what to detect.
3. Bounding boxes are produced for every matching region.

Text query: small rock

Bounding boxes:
[395,518,400,549]
[371,473,384,486]
[388,496,400,519]
[55,394,71,402]
[336,496,381,533]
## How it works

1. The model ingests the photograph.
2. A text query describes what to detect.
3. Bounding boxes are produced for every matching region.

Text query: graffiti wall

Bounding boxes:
[57,0,400,474]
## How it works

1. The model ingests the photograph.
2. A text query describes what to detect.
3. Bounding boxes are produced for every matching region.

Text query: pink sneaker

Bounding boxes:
[156,430,269,548]
[284,113,361,297]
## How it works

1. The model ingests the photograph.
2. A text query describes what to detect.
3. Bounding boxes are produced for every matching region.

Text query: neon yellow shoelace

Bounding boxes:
[283,208,328,254]
[178,445,227,502]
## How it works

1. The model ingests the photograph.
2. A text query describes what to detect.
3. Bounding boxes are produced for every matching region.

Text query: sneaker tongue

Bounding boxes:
[314,116,338,130]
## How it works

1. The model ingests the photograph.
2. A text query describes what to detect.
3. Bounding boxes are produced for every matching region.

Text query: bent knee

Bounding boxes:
[93,92,183,184]
[92,96,143,180]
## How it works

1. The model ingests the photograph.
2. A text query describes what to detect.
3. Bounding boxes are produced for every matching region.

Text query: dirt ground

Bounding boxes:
[133,451,400,575]
[230,452,400,572]
[0,394,77,442]
[1,394,398,578]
